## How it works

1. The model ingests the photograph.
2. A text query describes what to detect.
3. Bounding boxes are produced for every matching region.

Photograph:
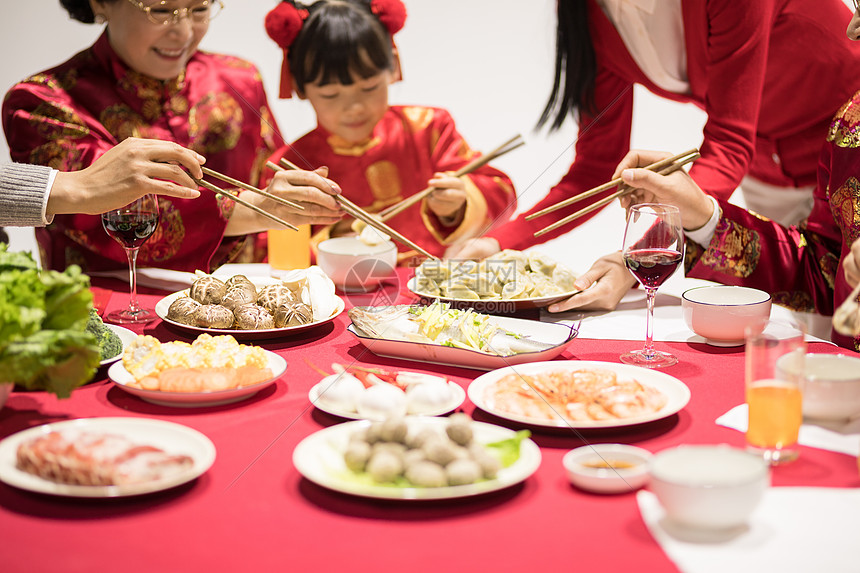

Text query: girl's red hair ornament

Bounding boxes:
[264,1,310,98]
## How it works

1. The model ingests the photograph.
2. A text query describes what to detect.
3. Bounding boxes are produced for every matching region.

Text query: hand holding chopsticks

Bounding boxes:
[377,134,525,221]
[201,166,304,211]
[267,159,439,260]
[530,148,701,238]
[193,176,300,231]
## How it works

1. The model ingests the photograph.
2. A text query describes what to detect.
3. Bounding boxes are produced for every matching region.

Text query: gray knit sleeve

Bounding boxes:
[0,163,54,226]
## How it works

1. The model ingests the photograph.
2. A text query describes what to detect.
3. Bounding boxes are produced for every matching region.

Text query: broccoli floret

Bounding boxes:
[85,309,123,361]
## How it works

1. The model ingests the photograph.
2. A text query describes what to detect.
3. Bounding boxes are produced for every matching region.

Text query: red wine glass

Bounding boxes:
[101,194,160,324]
[620,203,684,368]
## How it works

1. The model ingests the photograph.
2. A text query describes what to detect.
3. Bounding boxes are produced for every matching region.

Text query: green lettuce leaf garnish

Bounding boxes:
[484,430,531,467]
[0,246,100,398]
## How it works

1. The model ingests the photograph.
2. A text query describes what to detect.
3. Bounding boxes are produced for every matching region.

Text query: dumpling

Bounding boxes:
[452,260,479,275]
[501,272,535,300]
[530,276,564,297]
[418,259,450,281]
[527,252,558,276]
[446,286,481,300]
[552,265,579,292]
[413,272,440,296]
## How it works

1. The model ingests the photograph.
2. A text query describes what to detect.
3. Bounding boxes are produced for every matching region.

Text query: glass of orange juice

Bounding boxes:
[744,318,806,465]
[268,225,311,272]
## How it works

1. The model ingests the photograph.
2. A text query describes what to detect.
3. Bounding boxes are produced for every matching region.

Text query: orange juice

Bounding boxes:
[268,225,311,270]
[746,380,802,449]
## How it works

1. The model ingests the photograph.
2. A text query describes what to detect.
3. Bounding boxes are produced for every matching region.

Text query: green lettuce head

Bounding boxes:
[0,246,100,398]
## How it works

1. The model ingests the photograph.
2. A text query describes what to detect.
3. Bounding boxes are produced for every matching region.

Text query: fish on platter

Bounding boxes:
[347,302,560,357]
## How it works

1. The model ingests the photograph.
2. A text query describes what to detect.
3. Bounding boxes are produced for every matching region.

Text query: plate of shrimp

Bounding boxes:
[468,360,690,429]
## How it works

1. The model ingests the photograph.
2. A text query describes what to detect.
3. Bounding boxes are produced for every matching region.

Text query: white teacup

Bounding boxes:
[778,353,860,421]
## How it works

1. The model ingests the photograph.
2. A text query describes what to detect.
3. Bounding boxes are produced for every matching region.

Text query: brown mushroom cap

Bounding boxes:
[166,297,202,325]
[233,303,275,330]
[224,274,255,290]
[221,285,257,311]
[273,301,314,327]
[190,276,227,305]
[194,304,234,329]
[257,284,297,313]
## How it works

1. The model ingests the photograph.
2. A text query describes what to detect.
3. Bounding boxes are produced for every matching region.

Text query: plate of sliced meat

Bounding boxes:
[0,417,216,497]
[468,360,691,429]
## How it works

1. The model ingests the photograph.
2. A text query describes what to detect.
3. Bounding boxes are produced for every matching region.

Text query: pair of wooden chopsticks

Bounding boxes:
[527,148,700,238]
[193,167,305,231]
[376,134,525,222]
[266,158,439,260]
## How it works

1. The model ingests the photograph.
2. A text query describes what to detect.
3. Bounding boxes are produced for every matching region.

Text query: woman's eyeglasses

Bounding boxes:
[125,0,224,26]
[854,0,859,13]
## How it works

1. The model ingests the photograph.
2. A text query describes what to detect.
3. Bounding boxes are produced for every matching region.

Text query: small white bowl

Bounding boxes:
[777,353,860,421]
[649,444,769,530]
[681,285,772,346]
[317,237,397,292]
[563,444,652,494]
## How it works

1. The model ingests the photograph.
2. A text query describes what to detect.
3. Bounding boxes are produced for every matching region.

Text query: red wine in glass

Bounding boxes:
[101,195,160,324]
[103,212,158,249]
[620,204,684,368]
[624,248,683,290]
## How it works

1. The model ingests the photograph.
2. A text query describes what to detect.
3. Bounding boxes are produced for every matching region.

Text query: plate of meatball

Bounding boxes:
[292,414,541,500]
[155,270,344,340]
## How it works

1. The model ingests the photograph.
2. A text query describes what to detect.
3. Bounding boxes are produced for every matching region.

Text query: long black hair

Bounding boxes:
[289,0,395,95]
[537,0,596,131]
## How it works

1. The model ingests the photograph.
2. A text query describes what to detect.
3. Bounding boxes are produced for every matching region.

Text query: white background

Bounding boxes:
[1,0,853,275]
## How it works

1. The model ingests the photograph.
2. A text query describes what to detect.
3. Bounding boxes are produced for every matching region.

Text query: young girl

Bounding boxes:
[263,0,516,263]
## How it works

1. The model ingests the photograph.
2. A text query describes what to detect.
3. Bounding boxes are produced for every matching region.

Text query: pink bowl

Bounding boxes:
[681,286,772,346]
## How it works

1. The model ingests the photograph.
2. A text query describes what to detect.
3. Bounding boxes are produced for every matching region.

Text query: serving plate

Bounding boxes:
[346,316,578,371]
[468,360,691,429]
[292,416,541,500]
[308,379,466,420]
[154,277,344,340]
[100,324,137,367]
[407,276,578,311]
[108,349,287,407]
[0,417,216,498]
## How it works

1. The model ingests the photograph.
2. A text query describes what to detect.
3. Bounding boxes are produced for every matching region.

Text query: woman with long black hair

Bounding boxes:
[449,0,860,293]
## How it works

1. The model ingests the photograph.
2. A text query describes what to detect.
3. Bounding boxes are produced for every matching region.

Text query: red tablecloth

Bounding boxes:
[1,273,857,573]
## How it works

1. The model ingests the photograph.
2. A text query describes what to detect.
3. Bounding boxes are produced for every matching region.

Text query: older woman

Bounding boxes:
[3,0,343,273]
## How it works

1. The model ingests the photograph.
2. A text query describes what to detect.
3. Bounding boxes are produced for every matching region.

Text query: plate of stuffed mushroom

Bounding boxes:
[154,268,345,340]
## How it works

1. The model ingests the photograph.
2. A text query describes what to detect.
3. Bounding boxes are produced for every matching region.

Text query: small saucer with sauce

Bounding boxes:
[563,444,652,494]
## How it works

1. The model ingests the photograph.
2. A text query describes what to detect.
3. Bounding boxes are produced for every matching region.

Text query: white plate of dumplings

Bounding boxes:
[408,250,580,310]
